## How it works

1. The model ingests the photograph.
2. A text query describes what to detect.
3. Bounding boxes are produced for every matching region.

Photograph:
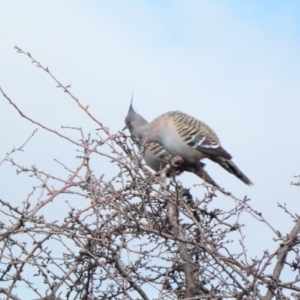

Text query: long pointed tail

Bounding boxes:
[213,158,253,185]
[195,167,221,188]
[185,163,220,188]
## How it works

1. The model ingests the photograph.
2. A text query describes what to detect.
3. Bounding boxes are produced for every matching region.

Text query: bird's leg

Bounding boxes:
[162,154,185,175]
[170,154,185,168]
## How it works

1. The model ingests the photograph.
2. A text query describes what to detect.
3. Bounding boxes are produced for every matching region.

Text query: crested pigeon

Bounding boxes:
[125,103,253,186]
[124,104,220,187]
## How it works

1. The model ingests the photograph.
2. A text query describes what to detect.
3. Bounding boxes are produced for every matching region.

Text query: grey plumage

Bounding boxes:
[124,104,220,187]
[125,103,253,186]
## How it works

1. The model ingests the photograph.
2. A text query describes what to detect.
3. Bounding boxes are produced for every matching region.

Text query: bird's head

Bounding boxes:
[124,100,149,141]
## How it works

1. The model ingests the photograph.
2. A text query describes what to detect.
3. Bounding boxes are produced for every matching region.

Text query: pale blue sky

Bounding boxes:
[1,1,300,298]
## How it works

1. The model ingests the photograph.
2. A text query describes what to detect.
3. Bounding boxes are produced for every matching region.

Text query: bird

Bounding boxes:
[124,102,253,186]
[124,103,220,188]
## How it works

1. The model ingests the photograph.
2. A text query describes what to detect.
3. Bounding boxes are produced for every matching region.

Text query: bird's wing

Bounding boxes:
[170,111,232,159]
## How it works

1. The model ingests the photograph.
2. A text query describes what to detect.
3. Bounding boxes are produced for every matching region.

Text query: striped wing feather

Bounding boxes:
[170,112,232,159]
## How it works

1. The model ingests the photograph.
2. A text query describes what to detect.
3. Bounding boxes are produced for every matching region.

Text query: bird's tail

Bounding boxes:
[196,167,221,188]
[186,163,220,188]
[213,158,253,186]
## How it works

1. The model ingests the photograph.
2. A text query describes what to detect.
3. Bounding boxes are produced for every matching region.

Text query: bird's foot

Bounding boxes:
[162,154,185,175]
[170,154,185,168]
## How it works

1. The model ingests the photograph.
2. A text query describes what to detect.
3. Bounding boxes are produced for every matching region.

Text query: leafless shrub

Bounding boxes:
[0,47,299,300]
